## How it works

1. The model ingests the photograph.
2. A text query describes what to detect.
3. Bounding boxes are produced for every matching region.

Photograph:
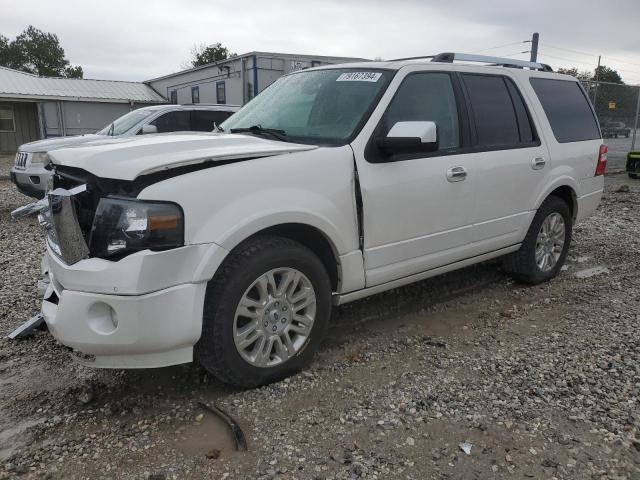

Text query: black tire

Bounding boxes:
[195,235,332,388]
[504,195,572,285]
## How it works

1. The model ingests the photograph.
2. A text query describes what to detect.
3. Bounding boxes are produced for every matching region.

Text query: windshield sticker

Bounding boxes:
[336,72,382,82]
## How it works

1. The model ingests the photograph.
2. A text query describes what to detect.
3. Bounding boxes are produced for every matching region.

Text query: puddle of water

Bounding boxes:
[0,417,46,462]
[170,409,240,460]
[575,266,610,279]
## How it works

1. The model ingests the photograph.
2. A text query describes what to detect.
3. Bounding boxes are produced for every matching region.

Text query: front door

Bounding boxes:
[352,71,476,287]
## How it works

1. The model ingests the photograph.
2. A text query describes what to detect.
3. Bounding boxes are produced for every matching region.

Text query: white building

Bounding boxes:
[145,51,367,106]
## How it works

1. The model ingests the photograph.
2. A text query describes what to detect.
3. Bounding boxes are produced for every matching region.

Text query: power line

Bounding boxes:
[538,52,640,78]
[541,43,640,69]
[501,50,530,57]
[471,41,527,54]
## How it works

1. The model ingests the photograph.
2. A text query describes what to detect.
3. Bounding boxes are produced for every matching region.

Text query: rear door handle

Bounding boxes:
[446,166,467,182]
[532,157,546,170]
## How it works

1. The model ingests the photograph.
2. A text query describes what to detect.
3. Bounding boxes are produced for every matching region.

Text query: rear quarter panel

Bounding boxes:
[516,71,604,216]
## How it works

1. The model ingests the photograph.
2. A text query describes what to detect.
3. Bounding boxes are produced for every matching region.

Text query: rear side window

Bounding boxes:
[461,74,520,147]
[529,78,600,143]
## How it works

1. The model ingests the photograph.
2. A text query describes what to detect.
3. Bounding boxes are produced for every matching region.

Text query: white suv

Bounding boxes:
[14,53,605,387]
[10,104,239,198]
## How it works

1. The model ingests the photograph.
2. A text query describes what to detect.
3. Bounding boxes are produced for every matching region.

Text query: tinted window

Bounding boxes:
[381,73,460,150]
[505,79,536,143]
[462,74,519,147]
[530,78,600,143]
[150,111,191,133]
[192,110,233,131]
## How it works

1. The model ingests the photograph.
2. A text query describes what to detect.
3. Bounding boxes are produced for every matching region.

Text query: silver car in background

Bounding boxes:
[10,104,239,198]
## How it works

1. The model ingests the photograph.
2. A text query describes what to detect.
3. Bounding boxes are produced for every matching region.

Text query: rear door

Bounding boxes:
[459,73,550,251]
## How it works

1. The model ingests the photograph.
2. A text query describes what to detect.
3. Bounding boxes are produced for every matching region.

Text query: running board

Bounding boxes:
[333,244,520,305]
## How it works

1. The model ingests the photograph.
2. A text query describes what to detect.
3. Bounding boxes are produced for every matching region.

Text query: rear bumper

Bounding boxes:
[10,165,49,199]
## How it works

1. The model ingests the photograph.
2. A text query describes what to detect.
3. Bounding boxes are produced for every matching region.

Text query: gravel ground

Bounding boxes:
[0,155,13,179]
[0,174,639,479]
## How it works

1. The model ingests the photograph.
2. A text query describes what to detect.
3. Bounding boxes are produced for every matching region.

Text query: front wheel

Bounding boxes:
[195,236,332,388]
[504,196,572,285]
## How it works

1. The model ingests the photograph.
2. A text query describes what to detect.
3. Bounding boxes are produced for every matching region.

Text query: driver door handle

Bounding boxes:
[446,166,467,182]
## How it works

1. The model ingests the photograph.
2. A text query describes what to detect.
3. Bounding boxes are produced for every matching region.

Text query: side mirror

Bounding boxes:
[141,124,158,134]
[376,121,438,156]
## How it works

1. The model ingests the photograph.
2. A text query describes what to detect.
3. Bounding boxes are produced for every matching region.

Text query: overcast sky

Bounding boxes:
[2,0,640,84]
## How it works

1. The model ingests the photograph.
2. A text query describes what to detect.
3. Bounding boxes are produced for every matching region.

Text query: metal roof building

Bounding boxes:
[0,66,165,153]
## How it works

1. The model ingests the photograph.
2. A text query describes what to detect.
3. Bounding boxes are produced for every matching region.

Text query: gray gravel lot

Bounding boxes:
[0,174,639,479]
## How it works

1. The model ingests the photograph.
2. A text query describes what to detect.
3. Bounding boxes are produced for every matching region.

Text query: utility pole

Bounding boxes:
[631,87,640,151]
[530,32,539,63]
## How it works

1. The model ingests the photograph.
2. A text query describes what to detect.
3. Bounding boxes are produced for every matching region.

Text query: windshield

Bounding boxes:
[221,68,393,145]
[97,109,156,136]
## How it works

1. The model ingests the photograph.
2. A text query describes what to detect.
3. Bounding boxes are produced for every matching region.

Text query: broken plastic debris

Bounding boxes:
[7,314,45,339]
[198,402,247,451]
[459,442,472,455]
[575,266,610,279]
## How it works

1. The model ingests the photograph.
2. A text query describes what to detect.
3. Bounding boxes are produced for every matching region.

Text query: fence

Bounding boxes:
[581,80,640,172]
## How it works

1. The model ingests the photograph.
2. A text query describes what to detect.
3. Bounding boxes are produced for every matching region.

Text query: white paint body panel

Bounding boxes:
[48,133,318,180]
[40,61,604,368]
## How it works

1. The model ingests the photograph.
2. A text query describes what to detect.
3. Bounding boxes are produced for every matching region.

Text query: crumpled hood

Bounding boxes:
[47,132,318,181]
[19,134,104,153]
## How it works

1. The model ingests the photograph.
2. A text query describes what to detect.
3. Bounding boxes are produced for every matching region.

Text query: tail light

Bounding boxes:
[595,144,607,176]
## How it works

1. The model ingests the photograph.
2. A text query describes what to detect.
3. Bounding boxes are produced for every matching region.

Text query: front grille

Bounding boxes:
[14,152,29,169]
[45,185,91,265]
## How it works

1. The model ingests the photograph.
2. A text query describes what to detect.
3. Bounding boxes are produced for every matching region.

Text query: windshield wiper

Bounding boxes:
[108,122,115,136]
[230,125,289,142]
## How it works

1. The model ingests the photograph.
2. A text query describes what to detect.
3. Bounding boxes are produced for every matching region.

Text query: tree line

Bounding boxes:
[0,26,83,78]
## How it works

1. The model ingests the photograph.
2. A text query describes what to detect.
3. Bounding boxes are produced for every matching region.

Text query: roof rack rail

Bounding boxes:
[431,52,553,72]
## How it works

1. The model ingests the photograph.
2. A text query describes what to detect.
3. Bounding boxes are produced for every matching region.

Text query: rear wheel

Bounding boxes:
[195,236,332,388]
[505,195,572,285]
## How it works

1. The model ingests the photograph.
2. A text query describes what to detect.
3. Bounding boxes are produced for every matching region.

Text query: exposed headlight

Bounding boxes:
[89,197,184,259]
[31,152,49,164]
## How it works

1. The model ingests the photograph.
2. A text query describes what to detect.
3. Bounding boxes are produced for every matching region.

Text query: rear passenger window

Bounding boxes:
[462,74,520,147]
[530,78,600,143]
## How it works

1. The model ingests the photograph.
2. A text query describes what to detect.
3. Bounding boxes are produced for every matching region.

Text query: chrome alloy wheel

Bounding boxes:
[535,212,566,272]
[233,268,316,368]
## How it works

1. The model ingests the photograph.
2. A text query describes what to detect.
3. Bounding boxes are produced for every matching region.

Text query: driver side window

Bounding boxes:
[382,73,460,151]
[149,111,191,133]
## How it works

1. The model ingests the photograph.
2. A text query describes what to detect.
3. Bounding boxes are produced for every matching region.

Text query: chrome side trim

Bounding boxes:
[332,244,520,305]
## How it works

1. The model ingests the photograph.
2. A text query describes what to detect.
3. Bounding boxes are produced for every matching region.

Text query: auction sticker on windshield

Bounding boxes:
[336,72,382,82]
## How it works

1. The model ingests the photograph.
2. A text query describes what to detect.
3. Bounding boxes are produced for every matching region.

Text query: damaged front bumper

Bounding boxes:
[39,244,216,368]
